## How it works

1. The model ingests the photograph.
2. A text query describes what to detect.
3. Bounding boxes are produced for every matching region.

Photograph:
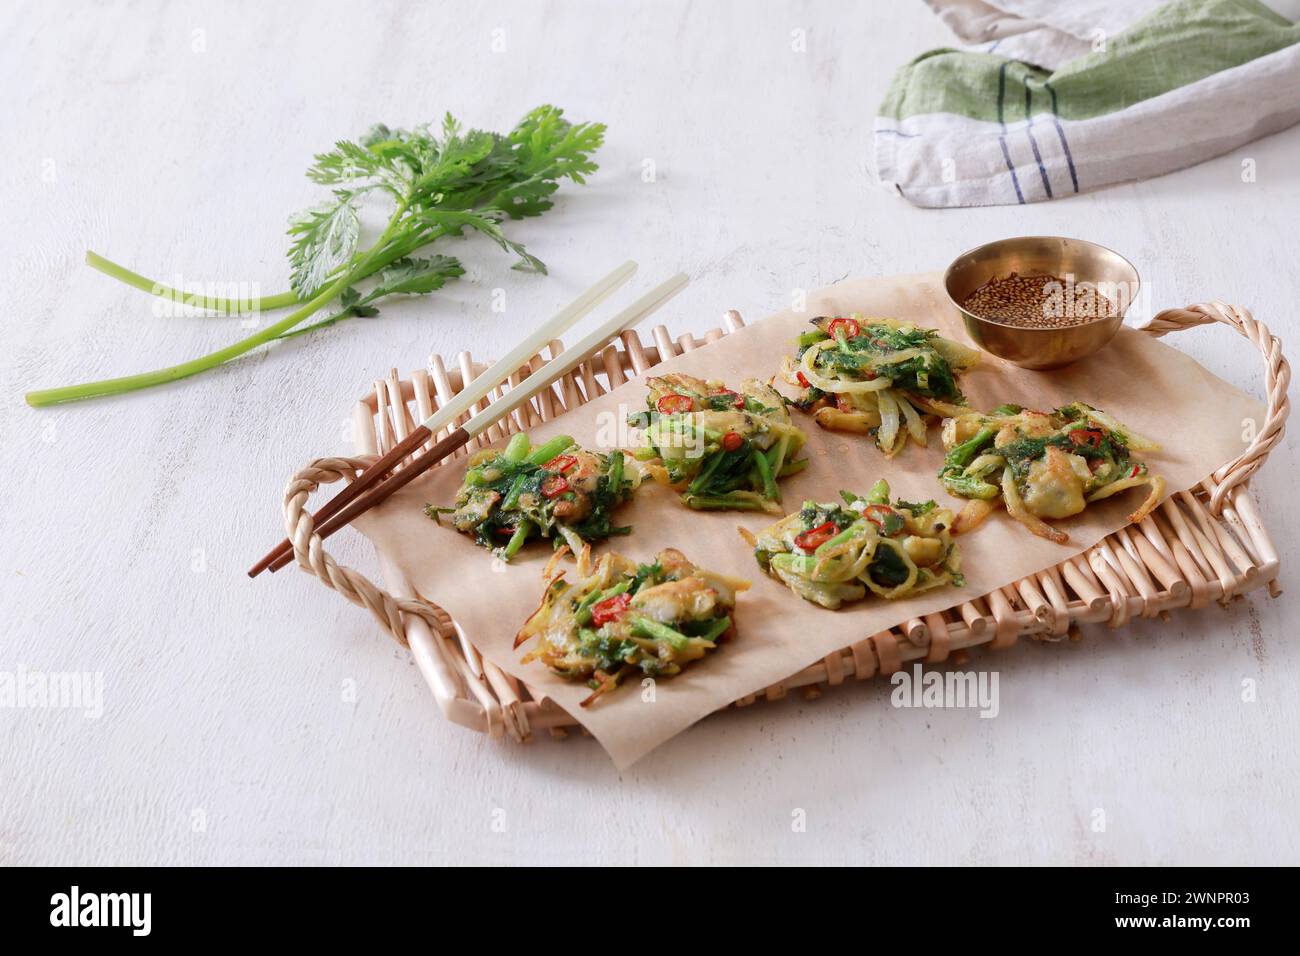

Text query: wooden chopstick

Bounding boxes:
[265,272,688,573]
[247,260,638,578]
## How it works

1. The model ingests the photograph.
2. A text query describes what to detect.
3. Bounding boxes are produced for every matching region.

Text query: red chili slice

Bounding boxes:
[794,521,837,552]
[796,371,811,389]
[827,317,861,339]
[863,504,902,533]
[544,454,578,473]
[1069,429,1104,449]
[721,431,744,452]
[590,592,631,626]
[656,393,695,414]
[1129,464,1142,478]
[711,388,745,409]
[540,475,570,499]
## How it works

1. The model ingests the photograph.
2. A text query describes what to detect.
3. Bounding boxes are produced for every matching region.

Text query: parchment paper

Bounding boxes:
[354,271,1264,768]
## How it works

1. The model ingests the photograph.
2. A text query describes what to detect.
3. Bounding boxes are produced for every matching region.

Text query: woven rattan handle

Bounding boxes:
[281,455,444,645]
[1141,301,1290,514]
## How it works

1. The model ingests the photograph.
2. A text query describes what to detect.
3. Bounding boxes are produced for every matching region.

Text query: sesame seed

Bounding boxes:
[962,272,1120,329]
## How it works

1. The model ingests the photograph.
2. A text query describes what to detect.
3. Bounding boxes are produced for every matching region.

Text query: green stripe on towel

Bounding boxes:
[880,0,1300,123]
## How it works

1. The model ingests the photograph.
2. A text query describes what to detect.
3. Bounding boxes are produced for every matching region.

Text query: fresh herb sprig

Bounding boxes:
[26,105,605,406]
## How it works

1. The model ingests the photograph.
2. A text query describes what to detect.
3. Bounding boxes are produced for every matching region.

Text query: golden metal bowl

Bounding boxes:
[943,236,1140,370]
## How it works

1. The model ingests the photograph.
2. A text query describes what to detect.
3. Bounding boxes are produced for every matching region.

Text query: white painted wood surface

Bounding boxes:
[3,0,1297,866]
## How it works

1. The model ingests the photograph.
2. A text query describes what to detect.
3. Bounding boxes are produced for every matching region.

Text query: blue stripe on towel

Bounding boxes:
[1023,75,1053,199]
[1044,81,1080,193]
[997,62,1026,204]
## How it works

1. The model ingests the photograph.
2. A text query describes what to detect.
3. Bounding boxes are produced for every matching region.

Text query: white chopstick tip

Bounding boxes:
[584,272,689,341]
[461,271,689,438]
[418,260,641,433]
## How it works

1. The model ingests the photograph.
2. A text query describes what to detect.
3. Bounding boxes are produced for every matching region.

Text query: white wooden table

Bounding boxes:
[4,0,1296,866]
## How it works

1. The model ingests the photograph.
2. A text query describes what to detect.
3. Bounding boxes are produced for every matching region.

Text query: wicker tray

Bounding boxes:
[280,301,1288,742]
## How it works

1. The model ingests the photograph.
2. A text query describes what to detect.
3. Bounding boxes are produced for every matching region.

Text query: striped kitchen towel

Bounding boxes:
[876,0,1300,207]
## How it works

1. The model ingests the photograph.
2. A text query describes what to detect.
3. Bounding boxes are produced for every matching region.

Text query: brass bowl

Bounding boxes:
[943,236,1140,370]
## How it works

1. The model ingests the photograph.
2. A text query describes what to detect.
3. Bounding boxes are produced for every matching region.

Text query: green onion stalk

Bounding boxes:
[27,203,409,407]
